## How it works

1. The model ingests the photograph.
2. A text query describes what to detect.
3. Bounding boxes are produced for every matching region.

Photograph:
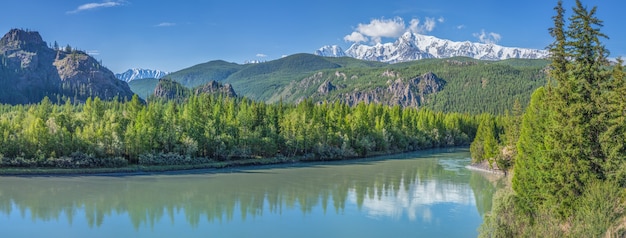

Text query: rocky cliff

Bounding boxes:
[277,70,445,108]
[336,72,445,107]
[0,29,135,104]
[153,78,237,101]
[193,80,237,98]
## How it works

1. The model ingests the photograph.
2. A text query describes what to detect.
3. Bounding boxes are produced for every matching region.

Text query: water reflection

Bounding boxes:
[350,177,476,222]
[0,149,497,236]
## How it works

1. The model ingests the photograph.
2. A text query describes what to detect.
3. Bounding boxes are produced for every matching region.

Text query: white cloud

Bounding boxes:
[408,19,420,34]
[86,50,100,56]
[256,53,267,58]
[407,17,436,34]
[457,25,465,30]
[355,17,406,43]
[438,17,445,23]
[67,1,125,14]
[473,29,501,44]
[422,17,436,32]
[155,22,176,27]
[345,16,440,44]
[344,32,368,43]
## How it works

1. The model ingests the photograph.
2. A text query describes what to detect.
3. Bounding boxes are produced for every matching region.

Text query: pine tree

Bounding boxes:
[512,87,551,216]
[599,58,626,185]
[513,0,614,218]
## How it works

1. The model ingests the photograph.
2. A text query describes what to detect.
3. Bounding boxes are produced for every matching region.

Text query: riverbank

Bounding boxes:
[0,147,468,176]
[465,160,505,175]
[0,156,294,176]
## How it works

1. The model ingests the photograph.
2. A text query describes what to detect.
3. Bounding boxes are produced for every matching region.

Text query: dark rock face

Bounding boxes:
[0,29,135,104]
[153,78,189,100]
[317,80,335,94]
[338,72,445,107]
[194,80,237,98]
[152,78,238,101]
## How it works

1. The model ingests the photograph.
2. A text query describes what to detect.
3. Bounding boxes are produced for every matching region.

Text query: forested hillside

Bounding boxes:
[474,1,626,236]
[0,94,478,169]
[154,55,548,115]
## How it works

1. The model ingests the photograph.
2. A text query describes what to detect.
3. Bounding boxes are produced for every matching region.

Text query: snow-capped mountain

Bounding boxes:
[116,68,169,82]
[315,45,346,57]
[315,32,548,62]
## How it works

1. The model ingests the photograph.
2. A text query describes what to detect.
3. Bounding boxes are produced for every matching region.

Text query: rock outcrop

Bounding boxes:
[317,80,336,94]
[0,29,135,104]
[194,80,237,98]
[153,78,189,100]
[152,78,238,101]
[337,72,445,107]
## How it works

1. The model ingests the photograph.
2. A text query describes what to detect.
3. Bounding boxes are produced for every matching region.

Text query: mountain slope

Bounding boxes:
[316,32,548,63]
[158,52,548,114]
[257,57,549,114]
[225,54,345,101]
[164,60,244,88]
[127,78,159,100]
[0,29,135,104]
[116,68,168,82]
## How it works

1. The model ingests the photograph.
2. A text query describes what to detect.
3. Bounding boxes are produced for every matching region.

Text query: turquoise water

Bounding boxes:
[0,148,497,237]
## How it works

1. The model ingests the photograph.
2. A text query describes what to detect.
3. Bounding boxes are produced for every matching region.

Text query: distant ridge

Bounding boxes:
[315,32,548,62]
[116,68,169,82]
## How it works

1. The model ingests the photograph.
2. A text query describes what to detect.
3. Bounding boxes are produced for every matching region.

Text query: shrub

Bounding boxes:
[138,152,212,166]
[1,157,37,167]
[0,152,127,168]
[42,152,128,168]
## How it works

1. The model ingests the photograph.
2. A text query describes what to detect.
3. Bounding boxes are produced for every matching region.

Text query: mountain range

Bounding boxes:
[141,53,548,114]
[0,28,550,114]
[315,32,549,62]
[115,68,169,82]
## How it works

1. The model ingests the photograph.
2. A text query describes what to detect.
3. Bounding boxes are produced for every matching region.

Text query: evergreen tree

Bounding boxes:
[512,87,551,216]
[510,0,618,220]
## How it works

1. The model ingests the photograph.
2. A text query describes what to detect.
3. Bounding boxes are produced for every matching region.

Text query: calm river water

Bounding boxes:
[0,148,499,237]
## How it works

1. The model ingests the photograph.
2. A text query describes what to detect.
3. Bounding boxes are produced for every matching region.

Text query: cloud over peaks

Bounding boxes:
[344,17,440,44]
[68,1,126,14]
[473,29,501,44]
[354,17,406,43]
[343,32,368,43]
[155,22,176,27]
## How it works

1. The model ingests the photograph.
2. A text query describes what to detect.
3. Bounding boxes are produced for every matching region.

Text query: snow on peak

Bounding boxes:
[316,32,548,62]
[314,45,346,57]
[116,68,169,82]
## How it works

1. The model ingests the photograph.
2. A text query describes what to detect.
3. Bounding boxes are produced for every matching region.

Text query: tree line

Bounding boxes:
[0,94,479,168]
[474,1,626,236]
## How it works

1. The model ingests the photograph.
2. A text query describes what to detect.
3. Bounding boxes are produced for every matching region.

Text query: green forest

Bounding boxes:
[473,1,626,236]
[141,52,550,116]
[0,93,479,170]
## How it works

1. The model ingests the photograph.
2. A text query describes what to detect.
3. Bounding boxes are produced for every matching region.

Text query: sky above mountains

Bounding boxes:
[1,0,624,73]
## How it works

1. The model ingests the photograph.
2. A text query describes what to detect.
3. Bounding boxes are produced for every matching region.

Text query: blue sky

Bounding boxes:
[1,0,624,73]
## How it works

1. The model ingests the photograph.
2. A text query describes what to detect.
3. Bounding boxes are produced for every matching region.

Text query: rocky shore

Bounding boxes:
[466,160,505,175]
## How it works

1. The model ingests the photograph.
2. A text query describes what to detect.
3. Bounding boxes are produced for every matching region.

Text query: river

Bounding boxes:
[0,148,499,237]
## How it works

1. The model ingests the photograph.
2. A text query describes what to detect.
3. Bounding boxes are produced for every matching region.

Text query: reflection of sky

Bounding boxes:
[348,178,475,222]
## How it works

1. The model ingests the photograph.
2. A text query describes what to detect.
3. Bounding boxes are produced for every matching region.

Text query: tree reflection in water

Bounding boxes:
[0,149,498,230]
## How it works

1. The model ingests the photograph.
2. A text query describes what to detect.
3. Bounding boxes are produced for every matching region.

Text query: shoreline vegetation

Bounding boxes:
[0,147,465,176]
